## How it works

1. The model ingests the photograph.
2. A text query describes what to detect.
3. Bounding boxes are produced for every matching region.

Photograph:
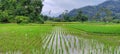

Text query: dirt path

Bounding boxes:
[42,27,120,54]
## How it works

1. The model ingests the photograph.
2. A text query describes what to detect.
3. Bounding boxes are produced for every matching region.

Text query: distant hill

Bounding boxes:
[61,0,120,20]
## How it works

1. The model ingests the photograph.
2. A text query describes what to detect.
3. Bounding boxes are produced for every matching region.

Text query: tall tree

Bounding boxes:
[100,8,113,23]
[0,0,44,23]
[75,10,88,22]
[93,12,101,22]
[61,10,70,22]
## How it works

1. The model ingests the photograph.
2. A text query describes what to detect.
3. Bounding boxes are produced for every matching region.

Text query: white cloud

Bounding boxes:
[41,0,107,17]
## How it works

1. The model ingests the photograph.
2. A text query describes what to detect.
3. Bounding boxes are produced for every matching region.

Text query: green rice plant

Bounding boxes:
[67,23,120,34]
[0,24,53,53]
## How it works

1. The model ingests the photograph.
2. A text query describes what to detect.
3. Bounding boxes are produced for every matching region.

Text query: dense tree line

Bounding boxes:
[52,10,88,22]
[0,0,44,24]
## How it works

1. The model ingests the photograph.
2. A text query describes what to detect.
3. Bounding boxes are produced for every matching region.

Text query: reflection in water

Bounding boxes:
[42,27,120,54]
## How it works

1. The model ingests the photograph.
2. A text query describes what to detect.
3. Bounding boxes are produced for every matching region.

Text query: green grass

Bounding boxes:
[66,23,120,34]
[63,23,120,46]
[0,24,53,53]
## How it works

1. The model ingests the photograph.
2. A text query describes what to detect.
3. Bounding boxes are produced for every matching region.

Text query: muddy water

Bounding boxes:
[42,27,120,54]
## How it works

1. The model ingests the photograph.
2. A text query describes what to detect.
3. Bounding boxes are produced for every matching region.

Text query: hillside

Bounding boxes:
[66,0,120,19]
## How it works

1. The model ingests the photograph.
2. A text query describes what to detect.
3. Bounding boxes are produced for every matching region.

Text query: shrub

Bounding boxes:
[15,16,29,24]
[112,19,120,23]
[0,11,9,23]
[35,16,44,24]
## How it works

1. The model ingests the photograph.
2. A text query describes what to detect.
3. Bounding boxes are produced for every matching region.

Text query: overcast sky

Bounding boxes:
[41,0,107,17]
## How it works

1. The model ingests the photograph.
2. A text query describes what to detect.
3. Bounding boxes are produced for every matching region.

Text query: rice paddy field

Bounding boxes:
[0,22,120,54]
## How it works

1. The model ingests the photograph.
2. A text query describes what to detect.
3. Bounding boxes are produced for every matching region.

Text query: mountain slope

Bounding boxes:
[67,0,120,19]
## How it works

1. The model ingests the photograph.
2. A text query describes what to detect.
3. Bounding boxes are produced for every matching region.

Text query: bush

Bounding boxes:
[35,16,44,24]
[0,11,9,23]
[15,16,29,24]
[112,19,120,23]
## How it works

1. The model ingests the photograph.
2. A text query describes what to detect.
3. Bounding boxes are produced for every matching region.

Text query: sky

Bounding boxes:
[41,0,107,17]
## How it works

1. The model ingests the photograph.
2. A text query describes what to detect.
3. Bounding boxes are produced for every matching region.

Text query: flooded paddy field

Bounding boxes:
[41,27,120,54]
[0,23,120,54]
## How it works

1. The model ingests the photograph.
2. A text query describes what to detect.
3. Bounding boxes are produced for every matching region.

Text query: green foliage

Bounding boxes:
[43,15,48,21]
[92,12,101,21]
[103,16,113,23]
[60,10,71,22]
[0,0,44,24]
[15,16,29,24]
[0,11,9,23]
[81,15,88,22]
[92,8,114,23]
[63,15,70,22]
[75,11,88,22]
[53,18,61,22]
[99,8,113,23]
[35,16,44,24]
[112,19,120,23]
[56,10,88,22]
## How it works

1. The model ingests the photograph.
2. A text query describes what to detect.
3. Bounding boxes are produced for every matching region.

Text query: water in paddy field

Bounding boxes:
[41,27,120,54]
